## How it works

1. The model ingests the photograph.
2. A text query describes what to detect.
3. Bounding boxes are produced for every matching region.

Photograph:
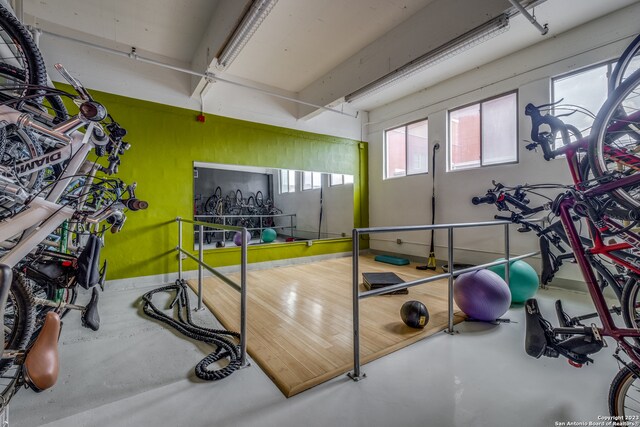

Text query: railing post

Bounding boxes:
[348,228,365,381]
[197,224,204,311]
[504,223,510,285]
[446,227,455,334]
[240,228,249,366]
[177,218,183,281]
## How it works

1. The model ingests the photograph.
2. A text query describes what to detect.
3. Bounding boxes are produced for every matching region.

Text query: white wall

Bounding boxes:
[365,3,640,282]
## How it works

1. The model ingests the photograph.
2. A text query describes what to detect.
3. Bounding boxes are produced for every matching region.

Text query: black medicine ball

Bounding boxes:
[400,300,429,329]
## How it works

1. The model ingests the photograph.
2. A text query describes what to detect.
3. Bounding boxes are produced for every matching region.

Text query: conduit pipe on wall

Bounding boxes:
[37,29,358,119]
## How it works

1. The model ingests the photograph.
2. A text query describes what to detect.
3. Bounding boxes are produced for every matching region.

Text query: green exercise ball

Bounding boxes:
[488,259,539,304]
[261,228,277,243]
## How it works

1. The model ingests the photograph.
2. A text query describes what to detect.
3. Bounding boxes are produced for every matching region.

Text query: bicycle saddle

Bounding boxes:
[81,287,100,331]
[23,311,61,392]
[525,299,549,358]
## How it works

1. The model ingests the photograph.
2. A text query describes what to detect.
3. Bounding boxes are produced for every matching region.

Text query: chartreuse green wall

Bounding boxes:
[77,88,368,280]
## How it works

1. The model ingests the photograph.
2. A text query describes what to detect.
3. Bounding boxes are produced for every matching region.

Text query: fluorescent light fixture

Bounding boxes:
[217,0,278,70]
[345,14,510,102]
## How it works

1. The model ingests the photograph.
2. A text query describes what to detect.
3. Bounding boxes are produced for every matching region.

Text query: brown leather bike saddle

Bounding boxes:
[23,311,60,392]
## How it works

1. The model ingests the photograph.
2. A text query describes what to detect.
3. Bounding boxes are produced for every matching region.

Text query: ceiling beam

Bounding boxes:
[296,0,512,120]
[189,0,252,99]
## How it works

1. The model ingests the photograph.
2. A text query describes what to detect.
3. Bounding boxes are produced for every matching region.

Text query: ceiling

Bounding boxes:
[22,0,640,116]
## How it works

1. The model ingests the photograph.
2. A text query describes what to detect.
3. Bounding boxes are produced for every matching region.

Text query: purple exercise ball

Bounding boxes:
[453,269,511,321]
[233,230,251,246]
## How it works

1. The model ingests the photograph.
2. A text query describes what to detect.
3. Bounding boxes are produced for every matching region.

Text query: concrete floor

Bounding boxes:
[10,280,623,427]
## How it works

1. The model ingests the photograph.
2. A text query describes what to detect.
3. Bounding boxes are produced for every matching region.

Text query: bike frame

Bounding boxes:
[544,119,640,272]
[557,193,640,367]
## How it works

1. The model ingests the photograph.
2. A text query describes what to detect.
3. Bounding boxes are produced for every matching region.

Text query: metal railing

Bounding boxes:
[194,213,296,243]
[175,217,249,366]
[348,220,540,381]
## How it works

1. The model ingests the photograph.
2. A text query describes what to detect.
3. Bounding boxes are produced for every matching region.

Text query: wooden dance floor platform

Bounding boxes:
[187,255,464,397]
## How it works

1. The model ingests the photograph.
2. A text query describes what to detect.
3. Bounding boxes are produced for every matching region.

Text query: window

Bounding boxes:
[384,119,428,179]
[330,174,354,186]
[302,171,321,190]
[552,59,640,138]
[279,169,296,193]
[553,64,609,137]
[448,92,517,170]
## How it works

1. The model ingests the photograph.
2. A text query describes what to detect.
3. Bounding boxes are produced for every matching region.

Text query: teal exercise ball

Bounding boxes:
[261,228,277,243]
[488,259,539,304]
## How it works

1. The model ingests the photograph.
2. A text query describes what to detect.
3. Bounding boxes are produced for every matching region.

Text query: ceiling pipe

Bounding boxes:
[507,0,548,35]
[38,29,357,119]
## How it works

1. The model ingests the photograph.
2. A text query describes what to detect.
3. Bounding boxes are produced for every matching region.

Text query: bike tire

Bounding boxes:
[0,62,68,122]
[0,4,47,102]
[0,272,36,374]
[587,67,640,212]
[621,278,640,342]
[609,363,640,417]
[609,33,640,93]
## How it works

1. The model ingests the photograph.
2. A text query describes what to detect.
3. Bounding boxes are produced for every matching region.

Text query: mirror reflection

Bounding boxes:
[193,162,354,249]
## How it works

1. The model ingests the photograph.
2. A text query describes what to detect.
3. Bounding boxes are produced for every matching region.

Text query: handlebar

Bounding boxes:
[124,198,148,211]
[524,102,584,161]
[472,194,497,205]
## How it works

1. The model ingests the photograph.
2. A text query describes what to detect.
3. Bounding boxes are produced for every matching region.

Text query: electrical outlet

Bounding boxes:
[396,238,402,244]
[307,240,313,247]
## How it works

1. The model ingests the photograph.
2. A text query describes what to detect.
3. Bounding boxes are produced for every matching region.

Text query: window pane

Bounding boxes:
[450,104,480,170]
[302,171,312,190]
[482,93,517,165]
[385,127,406,178]
[407,120,428,175]
[344,174,354,184]
[624,56,640,82]
[330,173,343,186]
[553,65,608,135]
[280,170,288,193]
[312,172,321,189]
[288,170,296,192]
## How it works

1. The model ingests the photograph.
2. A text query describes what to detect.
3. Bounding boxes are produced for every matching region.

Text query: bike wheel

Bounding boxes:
[610,34,640,93]
[0,127,44,215]
[0,273,36,374]
[588,67,640,212]
[0,4,46,100]
[609,364,640,417]
[621,278,640,337]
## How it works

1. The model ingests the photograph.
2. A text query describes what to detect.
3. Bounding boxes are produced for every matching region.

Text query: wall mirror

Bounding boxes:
[193,162,354,249]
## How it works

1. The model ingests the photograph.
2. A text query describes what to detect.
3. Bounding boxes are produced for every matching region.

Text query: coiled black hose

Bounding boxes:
[141,279,242,380]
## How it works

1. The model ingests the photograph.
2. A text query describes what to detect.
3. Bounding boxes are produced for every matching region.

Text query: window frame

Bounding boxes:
[447,90,519,171]
[279,169,296,194]
[551,60,614,104]
[302,171,322,191]
[383,118,429,180]
[329,174,354,186]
